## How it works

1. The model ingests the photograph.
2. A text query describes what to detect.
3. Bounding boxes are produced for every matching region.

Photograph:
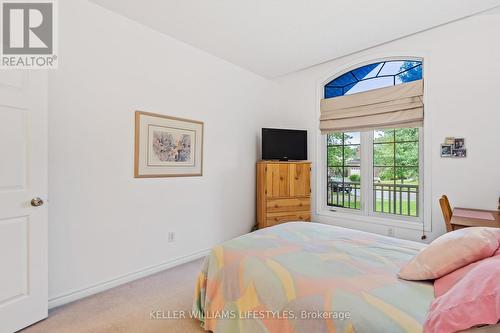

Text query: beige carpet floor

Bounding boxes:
[21,259,206,333]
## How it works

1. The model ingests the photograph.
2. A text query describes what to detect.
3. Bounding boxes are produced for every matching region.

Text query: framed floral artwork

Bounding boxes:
[134,111,203,177]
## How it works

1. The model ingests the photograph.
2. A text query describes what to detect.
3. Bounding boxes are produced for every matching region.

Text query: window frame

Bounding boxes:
[324,60,423,98]
[316,56,431,231]
[323,130,423,224]
[326,133,362,211]
[367,129,424,222]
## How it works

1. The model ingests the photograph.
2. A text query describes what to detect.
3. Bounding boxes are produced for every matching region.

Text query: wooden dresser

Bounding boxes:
[256,161,311,229]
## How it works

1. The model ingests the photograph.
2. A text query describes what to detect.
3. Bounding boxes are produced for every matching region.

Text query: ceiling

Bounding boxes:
[89,0,500,78]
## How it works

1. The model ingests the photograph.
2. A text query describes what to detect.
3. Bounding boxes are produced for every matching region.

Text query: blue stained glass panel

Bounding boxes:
[351,63,380,80]
[396,64,422,83]
[324,87,343,99]
[324,61,422,98]
[326,71,357,88]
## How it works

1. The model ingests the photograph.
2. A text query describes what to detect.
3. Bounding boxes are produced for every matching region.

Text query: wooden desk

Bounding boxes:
[451,208,500,230]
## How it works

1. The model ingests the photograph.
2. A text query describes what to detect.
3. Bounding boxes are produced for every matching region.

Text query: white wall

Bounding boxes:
[48,1,500,306]
[275,10,500,242]
[47,0,293,305]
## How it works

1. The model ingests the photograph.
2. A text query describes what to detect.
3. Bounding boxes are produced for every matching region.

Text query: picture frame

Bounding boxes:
[444,137,455,145]
[454,138,465,149]
[452,148,467,158]
[440,144,453,157]
[134,111,203,178]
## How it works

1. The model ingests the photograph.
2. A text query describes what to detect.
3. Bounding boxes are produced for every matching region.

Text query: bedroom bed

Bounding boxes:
[193,222,498,333]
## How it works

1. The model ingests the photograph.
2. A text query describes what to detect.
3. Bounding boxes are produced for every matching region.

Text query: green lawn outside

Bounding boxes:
[375,200,417,216]
[377,180,419,186]
[328,193,418,216]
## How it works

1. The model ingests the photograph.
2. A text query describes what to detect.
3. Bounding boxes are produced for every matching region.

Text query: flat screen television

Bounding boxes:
[262,128,307,161]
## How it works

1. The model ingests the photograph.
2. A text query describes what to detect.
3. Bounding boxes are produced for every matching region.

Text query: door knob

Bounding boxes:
[31,197,44,207]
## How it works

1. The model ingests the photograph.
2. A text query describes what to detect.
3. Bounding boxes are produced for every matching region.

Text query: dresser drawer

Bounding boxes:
[266,198,310,213]
[266,211,310,226]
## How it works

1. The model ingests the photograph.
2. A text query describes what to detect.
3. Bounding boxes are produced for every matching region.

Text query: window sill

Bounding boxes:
[316,208,430,232]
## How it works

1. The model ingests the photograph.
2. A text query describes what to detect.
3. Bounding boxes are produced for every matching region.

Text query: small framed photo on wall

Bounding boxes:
[134,111,204,177]
[441,136,467,158]
[444,137,455,145]
[454,138,465,149]
[452,149,467,158]
[440,144,453,157]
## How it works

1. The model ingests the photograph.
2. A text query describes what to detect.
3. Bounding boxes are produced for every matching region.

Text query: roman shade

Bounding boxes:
[320,79,424,133]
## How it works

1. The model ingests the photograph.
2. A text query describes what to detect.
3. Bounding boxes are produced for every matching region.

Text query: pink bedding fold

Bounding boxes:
[425,247,500,333]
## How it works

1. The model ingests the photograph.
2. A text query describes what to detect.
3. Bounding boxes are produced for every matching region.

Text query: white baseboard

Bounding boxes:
[48,248,211,309]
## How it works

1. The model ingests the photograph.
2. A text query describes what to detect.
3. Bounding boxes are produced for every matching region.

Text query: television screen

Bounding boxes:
[262,128,307,161]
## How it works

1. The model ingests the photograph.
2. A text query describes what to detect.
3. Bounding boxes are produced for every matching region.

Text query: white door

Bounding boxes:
[0,70,48,333]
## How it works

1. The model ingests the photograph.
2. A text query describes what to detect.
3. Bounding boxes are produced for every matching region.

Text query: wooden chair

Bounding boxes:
[439,195,453,232]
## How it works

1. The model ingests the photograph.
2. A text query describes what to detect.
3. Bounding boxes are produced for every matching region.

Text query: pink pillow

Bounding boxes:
[424,254,500,333]
[433,260,479,297]
[399,227,500,280]
[434,246,500,297]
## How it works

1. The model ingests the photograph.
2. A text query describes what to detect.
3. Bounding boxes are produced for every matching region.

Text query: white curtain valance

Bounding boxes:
[320,79,424,134]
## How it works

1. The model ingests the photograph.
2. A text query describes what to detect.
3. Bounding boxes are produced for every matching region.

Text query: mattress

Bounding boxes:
[193,222,436,333]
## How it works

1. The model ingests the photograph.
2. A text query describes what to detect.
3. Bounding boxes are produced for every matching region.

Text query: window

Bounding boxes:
[327,132,361,209]
[373,128,419,217]
[324,60,422,98]
[324,60,423,220]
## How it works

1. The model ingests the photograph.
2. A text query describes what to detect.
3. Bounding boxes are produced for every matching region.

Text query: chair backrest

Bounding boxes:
[439,195,453,232]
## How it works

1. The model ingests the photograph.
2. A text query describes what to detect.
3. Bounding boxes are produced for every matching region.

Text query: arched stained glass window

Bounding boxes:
[324,60,422,99]
[323,59,423,219]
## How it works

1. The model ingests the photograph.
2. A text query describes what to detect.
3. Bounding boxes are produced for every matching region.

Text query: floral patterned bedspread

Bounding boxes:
[193,222,433,333]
